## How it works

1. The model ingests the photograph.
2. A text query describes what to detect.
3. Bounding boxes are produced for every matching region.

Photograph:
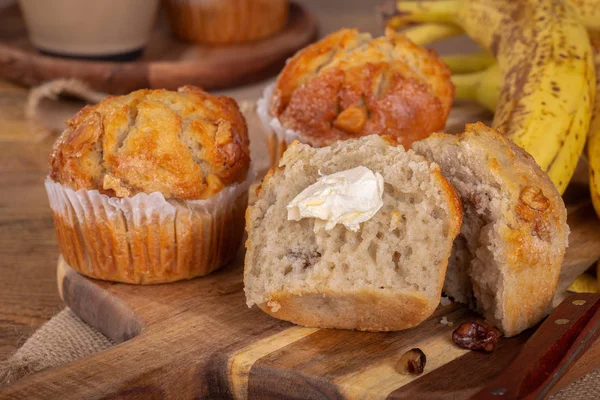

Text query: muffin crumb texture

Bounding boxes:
[50,86,250,200]
[244,135,462,331]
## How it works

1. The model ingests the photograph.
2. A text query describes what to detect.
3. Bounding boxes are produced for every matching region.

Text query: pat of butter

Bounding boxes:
[287,166,384,232]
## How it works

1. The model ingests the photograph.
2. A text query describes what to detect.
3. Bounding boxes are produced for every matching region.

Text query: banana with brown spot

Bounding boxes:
[588,35,600,218]
[385,0,595,194]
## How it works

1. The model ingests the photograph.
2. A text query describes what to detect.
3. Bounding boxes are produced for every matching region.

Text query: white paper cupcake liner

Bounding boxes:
[257,83,308,166]
[45,170,255,284]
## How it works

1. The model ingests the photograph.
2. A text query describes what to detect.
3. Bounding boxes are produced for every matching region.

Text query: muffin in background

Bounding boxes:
[164,0,289,44]
[258,28,454,166]
[46,86,252,284]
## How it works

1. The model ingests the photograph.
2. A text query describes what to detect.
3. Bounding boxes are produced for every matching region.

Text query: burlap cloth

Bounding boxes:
[0,81,597,398]
[0,308,115,386]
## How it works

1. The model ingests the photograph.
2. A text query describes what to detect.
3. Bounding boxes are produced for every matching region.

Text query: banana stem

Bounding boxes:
[386,0,460,28]
[442,51,496,74]
[401,23,463,46]
[452,71,482,102]
[452,63,502,111]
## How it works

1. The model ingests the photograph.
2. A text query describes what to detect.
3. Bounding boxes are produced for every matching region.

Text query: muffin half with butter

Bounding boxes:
[46,86,251,284]
[244,135,462,331]
[257,28,454,166]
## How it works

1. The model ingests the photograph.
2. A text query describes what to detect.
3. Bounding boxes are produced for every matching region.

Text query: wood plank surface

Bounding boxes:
[0,80,62,360]
[2,243,599,400]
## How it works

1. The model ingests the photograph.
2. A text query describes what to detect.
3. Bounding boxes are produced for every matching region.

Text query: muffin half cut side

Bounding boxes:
[244,135,462,331]
[414,123,569,336]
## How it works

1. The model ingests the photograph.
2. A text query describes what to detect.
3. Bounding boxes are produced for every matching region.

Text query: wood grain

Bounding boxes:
[0,81,61,360]
[3,252,599,399]
[0,2,318,94]
[473,294,600,399]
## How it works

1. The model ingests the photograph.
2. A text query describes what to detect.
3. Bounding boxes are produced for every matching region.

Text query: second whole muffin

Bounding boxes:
[46,86,251,284]
[258,28,454,165]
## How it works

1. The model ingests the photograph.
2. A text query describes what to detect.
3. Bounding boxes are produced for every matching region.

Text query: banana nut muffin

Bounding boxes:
[258,28,454,165]
[46,86,252,284]
[50,85,249,199]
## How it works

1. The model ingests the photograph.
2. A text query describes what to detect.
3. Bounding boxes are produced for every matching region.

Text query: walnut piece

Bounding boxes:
[333,105,367,134]
[452,322,500,352]
[389,210,402,231]
[103,174,131,197]
[397,348,426,375]
[519,186,549,211]
[285,249,321,269]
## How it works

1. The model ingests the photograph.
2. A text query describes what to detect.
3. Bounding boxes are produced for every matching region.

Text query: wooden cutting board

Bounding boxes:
[1,194,599,399]
[0,2,318,94]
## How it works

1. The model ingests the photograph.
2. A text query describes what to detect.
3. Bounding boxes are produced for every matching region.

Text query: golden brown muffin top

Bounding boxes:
[50,86,250,200]
[270,28,454,148]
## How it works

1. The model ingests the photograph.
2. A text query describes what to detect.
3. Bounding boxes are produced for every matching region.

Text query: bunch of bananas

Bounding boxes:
[383,0,599,292]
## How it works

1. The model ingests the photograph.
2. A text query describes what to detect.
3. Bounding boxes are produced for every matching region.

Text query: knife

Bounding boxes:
[471,293,600,400]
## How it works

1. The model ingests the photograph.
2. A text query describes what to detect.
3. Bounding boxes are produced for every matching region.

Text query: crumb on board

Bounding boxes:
[440,295,452,307]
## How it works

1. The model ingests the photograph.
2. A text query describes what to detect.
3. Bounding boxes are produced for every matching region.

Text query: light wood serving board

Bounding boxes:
[1,192,599,399]
[0,2,318,94]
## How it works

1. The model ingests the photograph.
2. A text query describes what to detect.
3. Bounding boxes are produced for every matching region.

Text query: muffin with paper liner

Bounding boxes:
[46,86,252,284]
[257,28,454,166]
[163,0,289,45]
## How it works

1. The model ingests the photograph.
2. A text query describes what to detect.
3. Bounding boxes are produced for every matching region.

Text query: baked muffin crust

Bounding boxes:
[413,123,569,336]
[270,28,454,148]
[50,86,250,200]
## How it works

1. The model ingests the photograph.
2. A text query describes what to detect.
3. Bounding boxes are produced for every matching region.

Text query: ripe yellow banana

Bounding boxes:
[567,260,599,294]
[567,271,598,293]
[588,35,600,218]
[400,23,462,46]
[386,1,459,28]
[386,0,595,194]
[442,51,496,74]
[567,0,600,33]
[452,63,501,111]
[397,23,496,74]
[386,0,600,34]
[449,35,600,219]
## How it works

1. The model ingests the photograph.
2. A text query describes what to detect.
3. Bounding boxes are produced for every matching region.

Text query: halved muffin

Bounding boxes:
[244,135,462,331]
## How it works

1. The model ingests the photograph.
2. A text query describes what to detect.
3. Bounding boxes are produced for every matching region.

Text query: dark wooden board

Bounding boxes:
[0,2,318,94]
[0,197,598,399]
